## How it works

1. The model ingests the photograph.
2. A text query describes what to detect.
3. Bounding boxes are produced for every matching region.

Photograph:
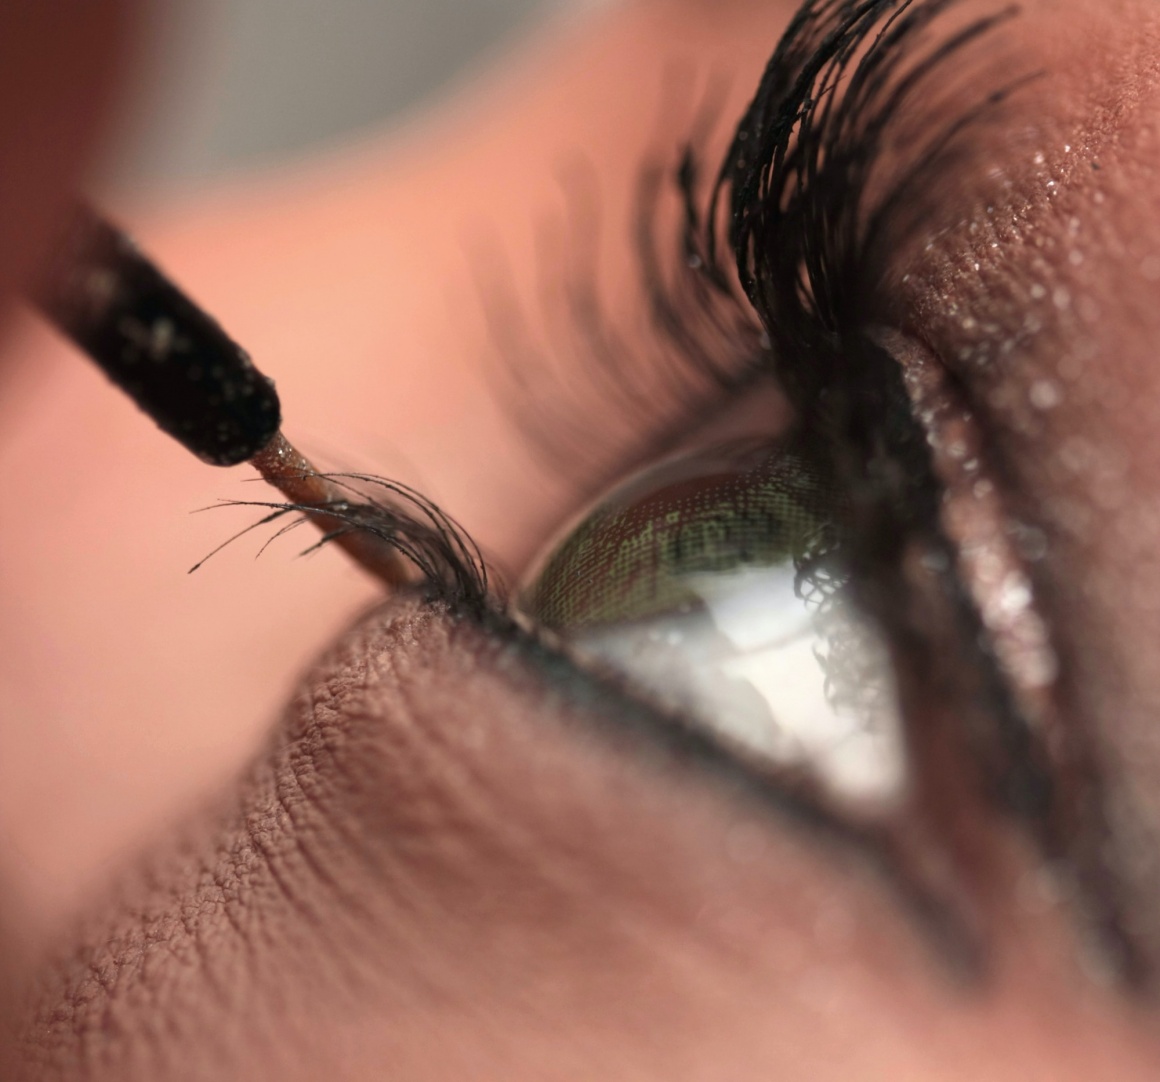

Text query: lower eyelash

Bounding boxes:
[195,465,492,613]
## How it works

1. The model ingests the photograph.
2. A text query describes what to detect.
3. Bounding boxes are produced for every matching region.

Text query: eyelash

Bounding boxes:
[206,0,1000,623]
[211,0,1023,621]
[200,470,491,612]
[215,0,1147,985]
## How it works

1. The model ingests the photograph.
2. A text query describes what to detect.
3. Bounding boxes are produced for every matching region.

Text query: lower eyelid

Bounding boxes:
[479,589,1003,984]
[324,594,984,975]
[31,598,987,1079]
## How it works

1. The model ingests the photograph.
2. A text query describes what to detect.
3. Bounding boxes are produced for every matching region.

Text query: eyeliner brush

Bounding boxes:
[35,203,408,587]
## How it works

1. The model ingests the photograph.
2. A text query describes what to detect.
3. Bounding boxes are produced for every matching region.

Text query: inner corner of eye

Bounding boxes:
[512,404,910,812]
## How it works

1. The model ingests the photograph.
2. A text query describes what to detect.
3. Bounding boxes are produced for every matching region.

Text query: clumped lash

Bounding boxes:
[194,471,491,613]
[484,1,1028,501]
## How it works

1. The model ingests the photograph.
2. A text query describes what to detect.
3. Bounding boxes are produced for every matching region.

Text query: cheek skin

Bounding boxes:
[23,600,1160,1081]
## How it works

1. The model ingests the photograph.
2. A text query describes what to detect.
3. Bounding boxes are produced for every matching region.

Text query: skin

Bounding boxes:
[0,0,139,1069]
[2,0,1160,1077]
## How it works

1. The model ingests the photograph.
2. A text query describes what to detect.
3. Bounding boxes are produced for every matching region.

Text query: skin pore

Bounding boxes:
[4,0,1160,1077]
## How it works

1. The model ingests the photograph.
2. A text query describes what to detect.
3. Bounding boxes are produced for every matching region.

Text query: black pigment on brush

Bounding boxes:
[36,204,281,467]
[34,204,408,586]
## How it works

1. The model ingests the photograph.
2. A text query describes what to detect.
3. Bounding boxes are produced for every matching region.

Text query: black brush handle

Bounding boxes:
[36,204,281,466]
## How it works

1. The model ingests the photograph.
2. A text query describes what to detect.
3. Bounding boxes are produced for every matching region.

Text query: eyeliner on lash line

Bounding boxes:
[35,203,408,588]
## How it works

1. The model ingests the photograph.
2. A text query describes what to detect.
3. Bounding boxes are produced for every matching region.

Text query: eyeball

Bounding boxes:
[516,439,908,806]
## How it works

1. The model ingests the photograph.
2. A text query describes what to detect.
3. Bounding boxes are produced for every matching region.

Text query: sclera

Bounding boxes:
[516,439,909,806]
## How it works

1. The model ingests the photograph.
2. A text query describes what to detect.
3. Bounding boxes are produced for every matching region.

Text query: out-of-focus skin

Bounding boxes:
[0,0,139,1068]
[5,0,1160,1078]
[0,3,136,333]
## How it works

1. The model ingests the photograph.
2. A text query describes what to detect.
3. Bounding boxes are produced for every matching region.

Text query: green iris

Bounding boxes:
[520,440,837,632]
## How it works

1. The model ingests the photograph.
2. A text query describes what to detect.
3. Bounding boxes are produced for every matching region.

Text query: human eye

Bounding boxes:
[20,0,1148,1007]
[516,427,909,803]
[488,0,1155,991]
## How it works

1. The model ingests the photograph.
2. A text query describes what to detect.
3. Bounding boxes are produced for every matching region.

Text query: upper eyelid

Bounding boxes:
[480,0,1024,529]
[701,0,1150,988]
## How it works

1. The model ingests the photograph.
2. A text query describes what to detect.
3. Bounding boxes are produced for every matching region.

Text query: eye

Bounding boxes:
[514,434,908,808]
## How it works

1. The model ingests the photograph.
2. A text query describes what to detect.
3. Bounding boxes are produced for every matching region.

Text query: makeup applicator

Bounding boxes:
[35,203,408,587]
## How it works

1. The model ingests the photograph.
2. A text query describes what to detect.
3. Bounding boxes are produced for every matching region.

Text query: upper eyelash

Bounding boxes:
[475,155,768,503]
[482,1,1027,506]
[686,0,1020,639]
[700,0,1024,394]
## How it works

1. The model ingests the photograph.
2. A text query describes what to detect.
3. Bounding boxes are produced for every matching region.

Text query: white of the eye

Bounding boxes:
[571,565,908,807]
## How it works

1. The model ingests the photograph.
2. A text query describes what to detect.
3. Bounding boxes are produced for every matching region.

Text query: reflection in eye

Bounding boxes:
[517,438,907,806]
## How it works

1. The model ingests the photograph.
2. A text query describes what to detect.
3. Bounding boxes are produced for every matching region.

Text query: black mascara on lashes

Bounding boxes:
[35,202,409,588]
